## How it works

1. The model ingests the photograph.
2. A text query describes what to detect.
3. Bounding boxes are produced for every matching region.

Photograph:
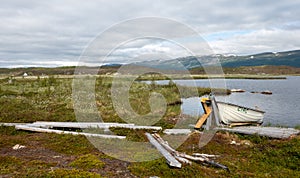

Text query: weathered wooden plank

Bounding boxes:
[152,133,178,154]
[30,121,134,129]
[194,110,211,129]
[195,99,212,129]
[0,123,28,126]
[217,126,300,139]
[163,129,191,135]
[116,125,162,130]
[152,133,229,170]
[192,153,220,158]
[30,121,162,130]
[174,155,192,165]
[145,132,182,168]
[15,125,126,139]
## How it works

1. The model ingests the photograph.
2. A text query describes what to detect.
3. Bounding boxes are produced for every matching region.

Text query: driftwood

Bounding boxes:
[15,125,126,139]
[147,133,229,171]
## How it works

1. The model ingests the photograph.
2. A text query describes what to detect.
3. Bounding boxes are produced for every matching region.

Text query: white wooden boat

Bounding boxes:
[195,95,265,128]
[216,101,265,126]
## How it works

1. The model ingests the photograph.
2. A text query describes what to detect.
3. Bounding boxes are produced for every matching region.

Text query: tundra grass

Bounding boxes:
[129,133,300,177]
[1,75,298,177]
[1,125,299,177]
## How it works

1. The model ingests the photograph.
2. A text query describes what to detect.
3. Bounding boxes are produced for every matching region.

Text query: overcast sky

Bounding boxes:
[1,0,300,67]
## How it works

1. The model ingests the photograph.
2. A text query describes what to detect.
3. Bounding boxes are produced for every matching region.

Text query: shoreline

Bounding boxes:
[137,74,288,81]
[0,74,289,80]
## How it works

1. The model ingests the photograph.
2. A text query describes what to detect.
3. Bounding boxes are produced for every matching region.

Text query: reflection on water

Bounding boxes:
[157,76,300,127]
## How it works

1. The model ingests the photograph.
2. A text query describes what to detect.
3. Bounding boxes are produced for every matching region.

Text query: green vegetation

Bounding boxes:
[1,121,300,177]
[0,156,23,175]
[69,154,105,170]
[129,158,207,177]
[109,128,153,142]
[0,126,29,148]
[129,133,300,177]
[43,134,97,155]
[0,72,299,177]
[48,169,102,178]
[0,76,75,123]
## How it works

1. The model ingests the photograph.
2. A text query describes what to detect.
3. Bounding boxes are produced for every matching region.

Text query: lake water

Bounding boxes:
[155,76,300,127]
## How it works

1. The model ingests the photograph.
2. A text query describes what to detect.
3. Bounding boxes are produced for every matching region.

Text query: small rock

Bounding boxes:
[244,142,251,146]
[231,89,245,93]
[241,140,252,146]
[261,90,272,95]
[251,91,260,94]
[12,144,26,150]
[230,140,240,145]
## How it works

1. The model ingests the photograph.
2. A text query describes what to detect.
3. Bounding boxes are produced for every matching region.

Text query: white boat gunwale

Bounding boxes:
[216,101,265,114]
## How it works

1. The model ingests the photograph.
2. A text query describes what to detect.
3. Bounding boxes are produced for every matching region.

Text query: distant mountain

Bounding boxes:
[133,56,202,70]
[220,50,300,67]
[1,50,299,76]
[134,49,300,69]
[100,63,122,68]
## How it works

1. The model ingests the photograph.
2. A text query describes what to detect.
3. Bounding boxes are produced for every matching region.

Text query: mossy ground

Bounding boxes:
[0,75,299,177]
[1,125,299,177]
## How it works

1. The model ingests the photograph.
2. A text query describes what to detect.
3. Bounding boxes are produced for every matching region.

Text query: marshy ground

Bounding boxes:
[0,75,299,177]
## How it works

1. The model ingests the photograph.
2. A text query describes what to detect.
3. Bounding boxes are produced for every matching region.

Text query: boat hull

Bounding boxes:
[217,101,264,125]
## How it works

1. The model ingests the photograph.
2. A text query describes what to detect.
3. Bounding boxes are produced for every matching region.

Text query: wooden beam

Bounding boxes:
[116,125,162,130]
[15,125,126,139]
[195,98,213,129]
[192,153,220,158]
[30,121,134,129]
[218,126,300,139]
[145,133,182,168]
[163,129,191,135]
[0,123,27,127]
[30,121,162,130]
[152,133,229,170]
[194,110,211,129]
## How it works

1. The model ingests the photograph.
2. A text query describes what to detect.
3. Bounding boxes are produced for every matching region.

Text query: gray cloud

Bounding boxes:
[0,0,299,67]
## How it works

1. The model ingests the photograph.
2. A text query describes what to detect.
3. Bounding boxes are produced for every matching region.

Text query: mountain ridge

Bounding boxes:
[135,49,300,69]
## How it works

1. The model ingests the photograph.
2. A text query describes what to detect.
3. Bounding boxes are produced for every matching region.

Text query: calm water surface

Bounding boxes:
[156,76,300,127]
